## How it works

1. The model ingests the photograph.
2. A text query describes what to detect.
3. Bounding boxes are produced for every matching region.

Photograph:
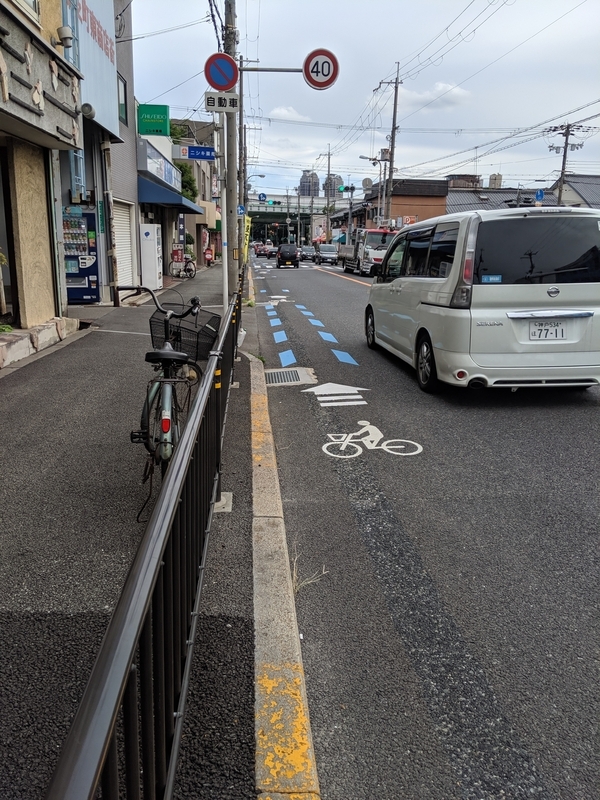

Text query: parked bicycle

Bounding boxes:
[169,253,197,279]
[117,285,220,484]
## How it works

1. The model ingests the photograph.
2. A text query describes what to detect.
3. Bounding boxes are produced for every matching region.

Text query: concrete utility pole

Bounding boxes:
[325,144,331,242]
[224,0,239,293]
[547,122,586,206]
[386,63,400,222]
[238,56,245,272]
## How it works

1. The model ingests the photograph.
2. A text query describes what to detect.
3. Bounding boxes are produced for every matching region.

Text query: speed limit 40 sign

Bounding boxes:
[303,49,339,90]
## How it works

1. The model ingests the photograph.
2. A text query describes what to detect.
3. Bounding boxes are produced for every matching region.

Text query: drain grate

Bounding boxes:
[264,367,317,387]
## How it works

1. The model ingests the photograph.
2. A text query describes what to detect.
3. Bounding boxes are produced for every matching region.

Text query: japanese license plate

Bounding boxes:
[529,320,566,340]
[285,261,291,265]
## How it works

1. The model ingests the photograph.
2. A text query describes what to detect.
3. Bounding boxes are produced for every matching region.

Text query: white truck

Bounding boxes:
[338,228,396,277]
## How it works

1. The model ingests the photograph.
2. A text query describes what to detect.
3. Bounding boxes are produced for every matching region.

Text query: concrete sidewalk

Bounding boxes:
[0,261,319,799]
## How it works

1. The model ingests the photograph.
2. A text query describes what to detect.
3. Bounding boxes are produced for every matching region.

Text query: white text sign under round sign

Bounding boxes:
[303,49,339,90]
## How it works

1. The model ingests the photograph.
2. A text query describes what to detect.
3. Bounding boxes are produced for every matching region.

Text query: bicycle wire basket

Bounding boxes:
[149,303,221,362]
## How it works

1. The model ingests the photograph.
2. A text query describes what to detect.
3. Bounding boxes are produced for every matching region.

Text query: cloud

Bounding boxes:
[399,83,471,113]
[268,106,312,122]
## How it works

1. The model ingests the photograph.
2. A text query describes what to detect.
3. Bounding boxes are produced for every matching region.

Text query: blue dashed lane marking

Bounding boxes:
[282,289,289,293]
[273,330,288,343]
[279,349,296,366]
[300,311,314,317]
[270,318,282,327]
[295,305,307,309]
[318,331,338,343]
[308,319,325,327]
[332,349,359,365]
[267,310,277,316]
[260,290,267,293]
[265,304,274,310]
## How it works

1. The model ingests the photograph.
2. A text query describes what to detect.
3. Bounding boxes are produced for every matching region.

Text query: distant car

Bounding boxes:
[276,243,299,268]
[315,244,338,265]
[255,244,267,257]
[300,246,315,261]
[266,245,279,259]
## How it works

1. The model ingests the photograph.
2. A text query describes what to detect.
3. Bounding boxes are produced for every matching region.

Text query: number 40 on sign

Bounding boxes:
[302,49,339,90]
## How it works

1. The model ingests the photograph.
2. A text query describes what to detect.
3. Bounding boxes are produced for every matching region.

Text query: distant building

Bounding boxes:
[489,173,503,189]
[446,174,482,189]
[299,170,319,197]
[322,174,343,202]
[549,174,600,208]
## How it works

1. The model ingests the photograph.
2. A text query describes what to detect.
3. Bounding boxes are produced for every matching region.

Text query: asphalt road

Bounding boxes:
[252,256,600,800]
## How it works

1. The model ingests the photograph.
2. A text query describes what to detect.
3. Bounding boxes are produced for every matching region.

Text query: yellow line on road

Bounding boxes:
[314,267,370,286]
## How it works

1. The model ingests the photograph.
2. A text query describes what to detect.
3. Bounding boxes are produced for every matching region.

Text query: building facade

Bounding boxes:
[0,0,82,331]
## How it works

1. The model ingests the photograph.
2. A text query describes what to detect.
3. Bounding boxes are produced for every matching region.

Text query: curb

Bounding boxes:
[244,267,321,799]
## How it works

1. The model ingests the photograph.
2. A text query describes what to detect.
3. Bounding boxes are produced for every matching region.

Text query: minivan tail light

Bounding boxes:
[450,220,478,309]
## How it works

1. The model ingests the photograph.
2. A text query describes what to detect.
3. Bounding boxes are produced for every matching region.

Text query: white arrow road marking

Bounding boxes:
[302,382,370,407]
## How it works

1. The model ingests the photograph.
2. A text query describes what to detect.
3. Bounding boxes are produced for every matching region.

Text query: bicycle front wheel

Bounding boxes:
[184,261,196,278]
[382,439,423,456]
[322,441,362,458]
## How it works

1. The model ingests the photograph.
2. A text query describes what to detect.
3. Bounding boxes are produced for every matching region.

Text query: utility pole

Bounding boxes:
[547,122,586,206]
[386,63,400,222]
[374,65,401,223]
[238,56,245,273]
[325,144,331,242]
[224,0,238,293]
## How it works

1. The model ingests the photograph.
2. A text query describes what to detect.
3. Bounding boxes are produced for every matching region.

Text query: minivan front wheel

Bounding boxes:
[366,308,377,349]
[416,334,440,393]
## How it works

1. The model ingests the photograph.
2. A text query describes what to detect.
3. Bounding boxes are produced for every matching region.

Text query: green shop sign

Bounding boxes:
[137,104,170,136]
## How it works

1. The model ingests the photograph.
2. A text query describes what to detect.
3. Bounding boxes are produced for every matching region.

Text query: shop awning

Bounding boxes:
[137,176,205,215]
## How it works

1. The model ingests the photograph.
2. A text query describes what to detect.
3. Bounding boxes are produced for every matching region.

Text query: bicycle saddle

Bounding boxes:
[145,347,189,364]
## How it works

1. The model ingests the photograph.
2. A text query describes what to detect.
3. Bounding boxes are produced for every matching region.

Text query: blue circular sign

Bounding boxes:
[204,53,239,91]
[258,193,267,202]
[535,189,544,201]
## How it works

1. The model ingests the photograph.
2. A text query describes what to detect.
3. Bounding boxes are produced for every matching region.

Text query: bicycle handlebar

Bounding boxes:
[116,285,201,319]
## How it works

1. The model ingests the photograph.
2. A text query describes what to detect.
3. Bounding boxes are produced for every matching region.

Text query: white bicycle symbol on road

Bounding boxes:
[322,420,423,459]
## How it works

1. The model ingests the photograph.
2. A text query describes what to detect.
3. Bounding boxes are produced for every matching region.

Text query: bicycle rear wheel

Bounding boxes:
[184,261,196,278]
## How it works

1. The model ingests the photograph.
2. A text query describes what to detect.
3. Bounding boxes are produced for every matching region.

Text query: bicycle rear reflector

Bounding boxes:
[161,410,171,434]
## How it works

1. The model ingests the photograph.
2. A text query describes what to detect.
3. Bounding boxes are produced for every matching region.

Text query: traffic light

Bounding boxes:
[267,200,282,205]
[338,185,355,193]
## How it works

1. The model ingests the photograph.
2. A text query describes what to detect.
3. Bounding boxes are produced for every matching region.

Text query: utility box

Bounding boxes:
[140,224,163,290]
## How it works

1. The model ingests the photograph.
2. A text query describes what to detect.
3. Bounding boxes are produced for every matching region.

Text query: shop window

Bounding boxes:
[14,0,39,18]
[117,75,127,124]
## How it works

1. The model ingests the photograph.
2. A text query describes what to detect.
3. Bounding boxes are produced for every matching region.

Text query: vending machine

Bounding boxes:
[140,224,163,290]
[64,210,100,303]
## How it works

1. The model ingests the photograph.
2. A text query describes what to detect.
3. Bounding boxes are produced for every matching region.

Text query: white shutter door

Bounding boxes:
[113,203,134,285]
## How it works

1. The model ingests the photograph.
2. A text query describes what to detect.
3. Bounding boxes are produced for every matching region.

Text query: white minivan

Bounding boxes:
[365,207,600,391]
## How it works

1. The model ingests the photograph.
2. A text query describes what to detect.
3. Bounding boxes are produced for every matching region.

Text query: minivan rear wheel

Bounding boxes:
[416,334,440,393]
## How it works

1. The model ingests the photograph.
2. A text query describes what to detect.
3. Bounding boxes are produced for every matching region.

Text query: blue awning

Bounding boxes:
[137,176,204,215]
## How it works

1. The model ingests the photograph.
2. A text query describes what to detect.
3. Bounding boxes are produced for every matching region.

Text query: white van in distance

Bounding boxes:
[365,207,600,391]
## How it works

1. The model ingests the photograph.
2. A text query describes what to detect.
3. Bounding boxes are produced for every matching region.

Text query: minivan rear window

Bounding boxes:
[473,217,600,285]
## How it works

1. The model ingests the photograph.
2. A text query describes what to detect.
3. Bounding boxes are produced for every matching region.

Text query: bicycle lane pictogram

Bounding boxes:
[322,420,423,458]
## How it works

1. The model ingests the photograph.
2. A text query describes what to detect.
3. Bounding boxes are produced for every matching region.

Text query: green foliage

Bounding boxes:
[178,162,198,202]
[185,232,195,245]
[0,324,13,333]
[170,122,187,143]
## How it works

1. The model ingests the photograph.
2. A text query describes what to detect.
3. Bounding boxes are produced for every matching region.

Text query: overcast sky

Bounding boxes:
[131,0,600,196]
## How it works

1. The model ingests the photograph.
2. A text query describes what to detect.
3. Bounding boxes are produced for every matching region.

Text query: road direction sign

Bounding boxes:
[258,193,267,202]
[535,189,544,201]
[237,204,245,216]
[302,49,339,90]
[204,53,239,91]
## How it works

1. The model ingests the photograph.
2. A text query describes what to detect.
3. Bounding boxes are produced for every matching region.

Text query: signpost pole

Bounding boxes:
[224,0,239,294]
[238,56,245,273]
[218,121,229,310]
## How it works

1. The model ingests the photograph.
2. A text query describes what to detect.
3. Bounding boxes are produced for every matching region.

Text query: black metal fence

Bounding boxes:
[45,291,241,800]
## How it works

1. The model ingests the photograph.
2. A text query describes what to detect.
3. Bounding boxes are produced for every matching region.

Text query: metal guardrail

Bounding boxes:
[45,291,241,800]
